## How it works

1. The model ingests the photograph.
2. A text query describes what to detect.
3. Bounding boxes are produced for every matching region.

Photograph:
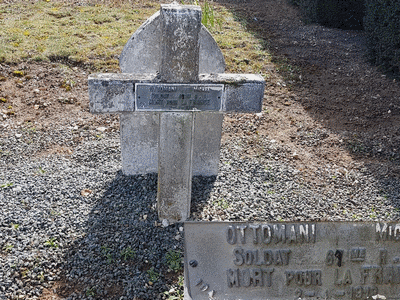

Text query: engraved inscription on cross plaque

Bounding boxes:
[184,221,400,300]
[135,83,224,111]
[136,84,223,111]
[89,3,265,223]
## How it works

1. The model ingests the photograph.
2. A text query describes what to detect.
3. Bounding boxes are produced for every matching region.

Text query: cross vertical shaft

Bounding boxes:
[157,4,202,222]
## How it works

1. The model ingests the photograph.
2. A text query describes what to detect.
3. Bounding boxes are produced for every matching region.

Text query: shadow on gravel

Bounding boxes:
[215,0,400,213]
[54,172,184,300]
[52,172,217,299]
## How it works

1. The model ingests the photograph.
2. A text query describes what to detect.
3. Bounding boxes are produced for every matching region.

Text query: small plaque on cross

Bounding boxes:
[135,83,223,111]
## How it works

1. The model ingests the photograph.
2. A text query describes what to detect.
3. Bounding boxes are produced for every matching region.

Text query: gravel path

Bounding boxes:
[1,120,400,299]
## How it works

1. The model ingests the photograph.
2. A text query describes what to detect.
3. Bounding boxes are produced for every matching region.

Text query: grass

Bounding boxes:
[120,246,135,261]
[0,182,13,188]
[3,243,14,251]
[146,266,159,283]
[0,1,160,71]
[165,250,182,272]
[213,198,229,209]
[44,237,59,248]
[0,0,273,75]
[86,286,96,297]
[211,8,271,75]
[101,245,114,263]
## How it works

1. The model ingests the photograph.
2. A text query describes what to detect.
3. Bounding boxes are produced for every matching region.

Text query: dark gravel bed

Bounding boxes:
[1,125,399,300]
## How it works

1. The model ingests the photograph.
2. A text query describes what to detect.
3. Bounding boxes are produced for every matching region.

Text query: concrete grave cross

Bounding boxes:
[89,3,265,223]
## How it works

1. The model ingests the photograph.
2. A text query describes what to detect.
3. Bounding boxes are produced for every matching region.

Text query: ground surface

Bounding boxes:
[1,0,400,299]
[1,0,399,184]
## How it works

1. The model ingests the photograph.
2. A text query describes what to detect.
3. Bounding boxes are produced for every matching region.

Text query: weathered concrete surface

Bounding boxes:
[119,11,162,75]
[89,73,157,114]
[120,112,159,175]
[184,221,400,300]
[160,3,201,83]
[119,13,225,75]
[117,7,225,176]
[192,113,224,177]
[89,73,265,113]
[158,113,194,222]
[157,4,201,222]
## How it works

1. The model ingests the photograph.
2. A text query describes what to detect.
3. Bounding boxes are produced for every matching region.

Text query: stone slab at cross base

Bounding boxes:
[118,7,226,176]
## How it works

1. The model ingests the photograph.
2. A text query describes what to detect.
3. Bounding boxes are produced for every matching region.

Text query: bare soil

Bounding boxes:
[220,0,400,184]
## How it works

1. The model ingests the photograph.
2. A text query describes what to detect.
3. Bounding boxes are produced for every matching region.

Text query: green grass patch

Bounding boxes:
[209,6,271,75]
[0,1,159,71]
[165,250,182,272]
[0,0,274,77]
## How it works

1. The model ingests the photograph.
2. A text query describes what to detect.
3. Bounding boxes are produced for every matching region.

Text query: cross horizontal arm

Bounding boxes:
[89,73,265,114]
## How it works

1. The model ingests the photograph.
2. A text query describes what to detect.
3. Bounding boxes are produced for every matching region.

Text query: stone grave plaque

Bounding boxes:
[135,83,223,111]
[184,221,400,300]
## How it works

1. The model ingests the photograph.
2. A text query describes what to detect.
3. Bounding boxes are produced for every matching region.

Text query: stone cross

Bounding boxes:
[89,3,265,223]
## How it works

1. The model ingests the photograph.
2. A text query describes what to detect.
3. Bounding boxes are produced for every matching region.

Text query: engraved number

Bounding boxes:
[326,250,335,266]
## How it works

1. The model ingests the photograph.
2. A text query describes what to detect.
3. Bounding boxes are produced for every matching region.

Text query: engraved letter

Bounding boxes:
[352,286,362,299]
[376,223,388,241]
[264,250,273,265]
[373,267,383,284]
[244,250,254,265]
[227,269,239,287]
[262,268,274,287]
[395,224,400,241]
[299,224,309,243]
[249,224,260,244]
[273,224,286,244]
[393,266,400,284]
[310,224,316,243]
[275,250,283,265]
[334,269,342,286]
[240,269,251,287]
[227,226,237,245]
[314,270,322,286]
[360,267,370,284]
[285,271,294,285]
[304,271,312,286]
[255,249,265,266]
[261,225,272,244]
[383,266,394,284]
[343,269,352,285]
[233,248,244,266]
[289,225,297,243]
[295,271,303,285]
[350,247,366,262]
[237,225,247,244]
[280,249,291,265]
[251,268,263,287]
[326,250,334,266]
